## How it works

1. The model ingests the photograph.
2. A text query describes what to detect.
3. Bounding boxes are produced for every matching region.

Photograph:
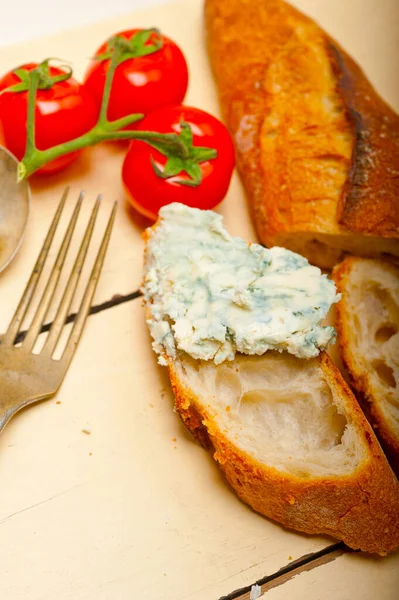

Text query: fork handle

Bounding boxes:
[0,371,43,435]
[0,404,17,434]
[0,390,31,434]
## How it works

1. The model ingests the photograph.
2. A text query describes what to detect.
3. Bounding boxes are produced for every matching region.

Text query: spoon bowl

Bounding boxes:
[0,146,31,274]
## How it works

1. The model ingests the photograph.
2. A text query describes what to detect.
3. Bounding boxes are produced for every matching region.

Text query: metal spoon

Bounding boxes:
[0,146,31,274]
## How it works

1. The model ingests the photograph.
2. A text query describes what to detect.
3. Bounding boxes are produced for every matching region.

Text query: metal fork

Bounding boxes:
[0,188,117,433]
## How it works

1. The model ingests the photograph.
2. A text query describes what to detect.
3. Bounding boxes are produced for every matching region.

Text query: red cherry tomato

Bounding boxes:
[84,29,188,122]
[0,63,97,174]
[122,105,235,220]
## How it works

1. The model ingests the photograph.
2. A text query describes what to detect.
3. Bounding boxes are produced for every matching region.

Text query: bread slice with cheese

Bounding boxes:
[333,257,399,475]
[142,205,399,554]
[205,0,399,268]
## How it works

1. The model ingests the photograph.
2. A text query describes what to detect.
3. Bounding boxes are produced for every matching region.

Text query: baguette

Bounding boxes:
[205,0,399,269]
[142,206,399,554]
[333,257,399,475]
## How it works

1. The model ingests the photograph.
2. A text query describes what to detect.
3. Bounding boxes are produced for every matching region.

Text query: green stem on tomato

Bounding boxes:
[18,127,187,180]
[97,36,121,125]
[24,70,40,156]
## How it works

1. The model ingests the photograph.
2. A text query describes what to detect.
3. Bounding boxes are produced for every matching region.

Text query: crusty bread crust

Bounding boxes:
[169,352,399,554]
[333,257,399,475]
[205,0,399,268]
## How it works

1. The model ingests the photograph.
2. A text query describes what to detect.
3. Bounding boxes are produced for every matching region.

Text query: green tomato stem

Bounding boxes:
[98,37,121,125]
[106,113,143,131]
[18,126,187,181]
[24,70,40,155]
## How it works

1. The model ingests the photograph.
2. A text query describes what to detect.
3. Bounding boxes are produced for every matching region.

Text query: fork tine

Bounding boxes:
[2,187,69,346]
[22,191,84,352]
[61,202,117,366]
[42,196,101,356]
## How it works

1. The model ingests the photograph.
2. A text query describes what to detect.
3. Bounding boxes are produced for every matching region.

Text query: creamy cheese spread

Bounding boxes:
[143,203,340,365]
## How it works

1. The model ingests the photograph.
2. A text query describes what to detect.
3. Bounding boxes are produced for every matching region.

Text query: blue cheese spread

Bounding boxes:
[143,203,340,365]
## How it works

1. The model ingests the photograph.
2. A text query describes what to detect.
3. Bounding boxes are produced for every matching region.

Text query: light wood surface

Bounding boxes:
[0,1,398,599]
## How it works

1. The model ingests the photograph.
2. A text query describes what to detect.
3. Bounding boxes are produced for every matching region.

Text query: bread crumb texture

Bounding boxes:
[170,351,399,553]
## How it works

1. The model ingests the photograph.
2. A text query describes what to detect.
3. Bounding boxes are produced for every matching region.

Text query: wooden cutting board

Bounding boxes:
[0,1,398,599]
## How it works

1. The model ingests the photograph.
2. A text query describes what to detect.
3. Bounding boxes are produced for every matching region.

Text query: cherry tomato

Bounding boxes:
[122,105,235,220]
[0,63,97,174]
[84,29,189,122]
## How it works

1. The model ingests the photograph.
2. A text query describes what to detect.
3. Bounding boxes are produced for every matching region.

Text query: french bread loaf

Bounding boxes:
[168,351,399,553]
[333,257,399,475]
[205,0,399,268]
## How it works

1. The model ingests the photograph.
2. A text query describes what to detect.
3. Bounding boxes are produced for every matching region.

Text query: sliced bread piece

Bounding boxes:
[333,257,399,475]
[168,351,399,554]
